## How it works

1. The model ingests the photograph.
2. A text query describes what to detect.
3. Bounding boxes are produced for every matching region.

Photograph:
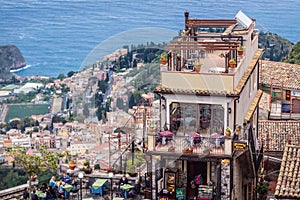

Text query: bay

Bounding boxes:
[0,0,299,77]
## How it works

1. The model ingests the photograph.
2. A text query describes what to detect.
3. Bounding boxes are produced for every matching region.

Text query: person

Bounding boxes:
[232,125,242,141]
[118,174,129,192]
[127,179,141,197]
[194,173,203,185]
[31,189,39,200]
[40,182,47,193]
[145,174,151,188]
[119,174,128,186]
[45,186,56,200]
[62,173,72,185]
[49,176,56,190]
[58,181,65,198]
[23,187,30,200]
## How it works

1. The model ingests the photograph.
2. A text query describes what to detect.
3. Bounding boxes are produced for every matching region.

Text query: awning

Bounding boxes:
[158,130,174,137]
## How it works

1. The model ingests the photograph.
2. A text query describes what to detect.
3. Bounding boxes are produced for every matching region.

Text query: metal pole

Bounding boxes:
[110,178,113,199]
[143,107,146,152]
[108,136,111,168]
[80,178,82,200]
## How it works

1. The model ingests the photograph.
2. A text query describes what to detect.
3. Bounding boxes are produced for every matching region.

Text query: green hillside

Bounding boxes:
[258,32,293,62]
[284,41,300,64]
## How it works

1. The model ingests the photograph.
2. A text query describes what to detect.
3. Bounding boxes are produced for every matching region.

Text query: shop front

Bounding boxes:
[152,155,227,200]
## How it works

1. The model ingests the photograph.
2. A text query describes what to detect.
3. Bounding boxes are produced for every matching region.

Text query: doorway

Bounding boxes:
[187,161,207,199]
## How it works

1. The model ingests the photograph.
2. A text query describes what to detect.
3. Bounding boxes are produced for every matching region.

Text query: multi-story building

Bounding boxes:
[67,140,97,155]
[146,11,263,200]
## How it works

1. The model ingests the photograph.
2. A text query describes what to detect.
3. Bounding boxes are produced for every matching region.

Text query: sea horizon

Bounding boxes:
[1,0,299,77]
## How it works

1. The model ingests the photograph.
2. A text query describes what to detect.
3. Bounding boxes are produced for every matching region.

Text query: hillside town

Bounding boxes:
[0,10,300,200]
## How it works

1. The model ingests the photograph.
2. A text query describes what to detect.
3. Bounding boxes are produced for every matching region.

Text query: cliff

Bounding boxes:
[258,32,293,62]
[0,44,26,81]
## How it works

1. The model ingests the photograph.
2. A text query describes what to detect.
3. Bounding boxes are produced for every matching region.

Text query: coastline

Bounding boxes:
[10,64,29,73]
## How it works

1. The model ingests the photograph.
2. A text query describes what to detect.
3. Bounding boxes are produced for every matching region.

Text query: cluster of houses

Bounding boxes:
[1,10,300,200]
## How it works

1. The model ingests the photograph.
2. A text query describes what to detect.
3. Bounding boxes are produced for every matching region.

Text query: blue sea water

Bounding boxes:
[0,0,299,77]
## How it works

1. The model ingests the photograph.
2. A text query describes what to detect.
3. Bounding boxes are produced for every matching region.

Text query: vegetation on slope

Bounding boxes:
[283,41,300,64]
[258,32,293,62]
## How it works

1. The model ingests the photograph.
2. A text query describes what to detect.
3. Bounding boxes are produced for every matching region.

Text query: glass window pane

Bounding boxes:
[184,104,197,133]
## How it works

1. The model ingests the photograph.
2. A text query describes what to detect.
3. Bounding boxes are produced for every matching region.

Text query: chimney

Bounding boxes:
[184,10,189,30]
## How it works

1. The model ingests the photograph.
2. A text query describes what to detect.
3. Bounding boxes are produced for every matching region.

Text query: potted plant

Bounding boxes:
[94,163,101,171]
[30,174,37,182]
[194,61,203,73]
[225,127,232,137]
[160,52,168,65]
[83,161,92,174]
[182,147,193,154]
[229,58,236,69]
[148,124,154,132]
[68,160,76,170]
[168,146,176,152]
[238,45,245,56]
[256,180,269,199]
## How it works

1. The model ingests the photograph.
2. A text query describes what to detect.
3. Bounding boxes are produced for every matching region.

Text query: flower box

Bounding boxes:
[182,149,193,154]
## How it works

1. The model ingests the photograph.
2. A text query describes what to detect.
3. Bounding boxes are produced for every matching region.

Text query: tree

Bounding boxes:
[83,103,90,118]
[6,146,61,199]
[57,73,66,81]
[128,92,136,108]
[116,98,124,110]
[67,70,76,77]
[94,164,101,170]
[9,119,21,130]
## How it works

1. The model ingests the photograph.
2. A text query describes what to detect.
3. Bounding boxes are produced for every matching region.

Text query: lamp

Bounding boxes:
[108,172,114,199]
[228,107,232,114]
[78,172,84,200]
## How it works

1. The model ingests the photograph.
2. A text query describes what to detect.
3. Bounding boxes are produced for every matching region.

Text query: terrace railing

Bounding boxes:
[147,134,234,156]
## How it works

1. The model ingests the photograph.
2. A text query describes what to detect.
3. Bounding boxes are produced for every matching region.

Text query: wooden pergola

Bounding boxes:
[166,40,240,51]
[186,19,237,28]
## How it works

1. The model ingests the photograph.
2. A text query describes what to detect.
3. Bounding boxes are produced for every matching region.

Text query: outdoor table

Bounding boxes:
[91,178,108,196]
[120,184,134,199]
[113,198,124,200]
[63,183,73,198]
[83,198,94,200]
[36,190,46,199]
[64,183,73,192]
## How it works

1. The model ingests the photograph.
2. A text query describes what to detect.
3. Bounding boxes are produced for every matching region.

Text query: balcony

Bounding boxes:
[147,133,233,157]
[159,27,260,94]
[160,49,261,95]
[0,173,142,200]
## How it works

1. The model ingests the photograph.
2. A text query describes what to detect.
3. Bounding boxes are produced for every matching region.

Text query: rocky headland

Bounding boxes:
[0,44,26,81]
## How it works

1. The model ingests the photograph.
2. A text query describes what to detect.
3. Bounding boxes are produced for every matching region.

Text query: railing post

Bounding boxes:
[147,134,154,151]
[225,137,232,154]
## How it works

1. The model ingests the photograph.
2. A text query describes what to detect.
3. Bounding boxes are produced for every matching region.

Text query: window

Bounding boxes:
[170,103,224,134]
[253,67,257,90]
[249,74,252,97]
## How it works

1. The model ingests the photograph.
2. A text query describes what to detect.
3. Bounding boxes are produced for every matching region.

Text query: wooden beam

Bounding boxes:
[186,19,237,28]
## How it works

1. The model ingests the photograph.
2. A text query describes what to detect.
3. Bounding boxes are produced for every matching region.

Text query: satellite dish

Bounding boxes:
[235,10,252,30]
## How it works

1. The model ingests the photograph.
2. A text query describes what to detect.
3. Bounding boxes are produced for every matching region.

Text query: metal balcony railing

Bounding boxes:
[147,134,233,155]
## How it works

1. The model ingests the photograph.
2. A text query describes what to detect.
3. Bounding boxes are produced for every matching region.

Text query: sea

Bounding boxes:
[1,0,299,78]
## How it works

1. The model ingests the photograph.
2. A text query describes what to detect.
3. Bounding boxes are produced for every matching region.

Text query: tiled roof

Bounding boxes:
[154,85,232,96]
[275,145,300,199]
[155,49,263,96]
[261,60,300,90]
[258,120,300,151]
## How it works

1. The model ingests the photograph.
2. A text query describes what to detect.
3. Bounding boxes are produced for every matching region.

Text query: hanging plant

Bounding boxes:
[256,181,269,195]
